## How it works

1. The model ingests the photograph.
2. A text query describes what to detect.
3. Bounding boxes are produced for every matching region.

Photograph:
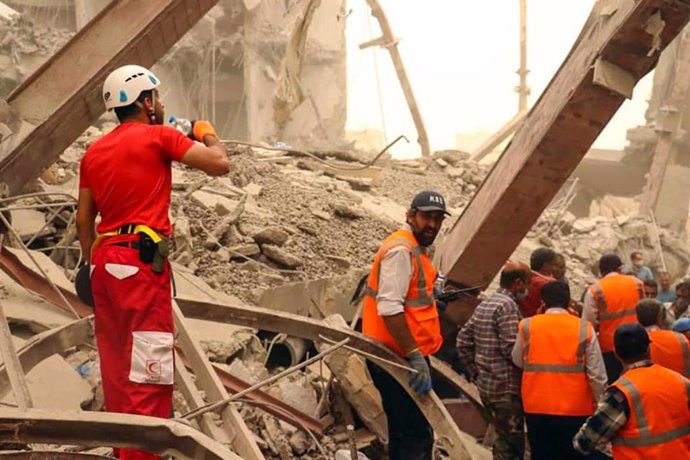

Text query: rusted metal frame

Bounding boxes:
[361,0,431,158]
[439,1,690,288]
[640,28,690,214]
[175,298,484,460]
[0,409,239,460]
[172,301,266,460]
[0,0,221,194]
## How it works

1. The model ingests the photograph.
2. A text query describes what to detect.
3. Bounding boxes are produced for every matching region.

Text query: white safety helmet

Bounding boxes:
[102,65,160,111]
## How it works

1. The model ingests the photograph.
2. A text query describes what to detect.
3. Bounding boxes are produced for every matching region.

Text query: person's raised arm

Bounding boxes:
[179,121,229,176]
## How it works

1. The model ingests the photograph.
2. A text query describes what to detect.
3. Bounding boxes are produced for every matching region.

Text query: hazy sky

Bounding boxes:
[345,0,654,158]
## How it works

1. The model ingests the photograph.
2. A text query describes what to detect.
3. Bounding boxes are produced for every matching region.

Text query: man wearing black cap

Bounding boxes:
[573,323,690,458]
[362,190,449,460]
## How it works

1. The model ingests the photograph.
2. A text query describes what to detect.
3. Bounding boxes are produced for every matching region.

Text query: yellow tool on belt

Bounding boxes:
[91,224,169,273]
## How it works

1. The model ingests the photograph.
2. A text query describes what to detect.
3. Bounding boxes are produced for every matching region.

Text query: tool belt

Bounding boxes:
[92,224,170,274]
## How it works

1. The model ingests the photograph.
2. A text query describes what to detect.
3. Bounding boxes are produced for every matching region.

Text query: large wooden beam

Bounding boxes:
[639,29,690,214]
[440,1,690,287]
[0,0,220,194]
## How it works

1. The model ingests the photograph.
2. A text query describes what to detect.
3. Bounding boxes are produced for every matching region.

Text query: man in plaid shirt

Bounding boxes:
[457,261,531,460]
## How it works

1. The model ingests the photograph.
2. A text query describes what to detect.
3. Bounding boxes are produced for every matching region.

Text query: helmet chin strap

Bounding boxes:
[134,92,157,124]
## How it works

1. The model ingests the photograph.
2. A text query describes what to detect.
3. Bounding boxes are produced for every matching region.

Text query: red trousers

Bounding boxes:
[91,235,174,460]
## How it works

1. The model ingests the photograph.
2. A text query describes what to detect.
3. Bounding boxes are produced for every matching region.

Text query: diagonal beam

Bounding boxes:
[439,1,690,287]
[0,0,220,194]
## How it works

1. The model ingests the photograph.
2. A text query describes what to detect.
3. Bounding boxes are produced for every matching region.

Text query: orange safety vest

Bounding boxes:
[519,313,596,416]
[649,329,690,378]
[612,364,690,459]
[362,229,442,357]
[588,274,643,353]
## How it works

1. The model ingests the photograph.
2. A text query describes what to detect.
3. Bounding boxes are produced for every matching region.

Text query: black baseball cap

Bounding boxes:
[614,323,650,360]
[410,191,450,215]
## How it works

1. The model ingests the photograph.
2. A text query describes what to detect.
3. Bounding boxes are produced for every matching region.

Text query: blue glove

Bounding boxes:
[433,286,448,312]
[407,349,432,394]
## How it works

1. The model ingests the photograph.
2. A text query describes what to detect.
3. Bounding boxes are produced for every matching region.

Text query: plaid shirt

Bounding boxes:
[572,360,653,455]
[456,288,522,398]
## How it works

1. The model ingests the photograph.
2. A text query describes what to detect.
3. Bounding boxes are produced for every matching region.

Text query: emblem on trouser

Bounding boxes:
[130,331,174,385]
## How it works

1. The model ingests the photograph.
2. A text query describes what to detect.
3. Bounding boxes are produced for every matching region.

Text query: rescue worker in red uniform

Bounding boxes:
[583,254,643,383]
[362,190,449,460]
[573,323,690,459]
[76,65,229,460]
[636,298,690,377]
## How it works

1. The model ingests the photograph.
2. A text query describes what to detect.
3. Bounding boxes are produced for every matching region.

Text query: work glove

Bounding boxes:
[433,285,448,313]
[191,120,218,142]
[407,349,432,394]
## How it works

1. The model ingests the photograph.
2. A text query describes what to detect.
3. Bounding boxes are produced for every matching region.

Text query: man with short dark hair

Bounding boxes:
[656,271,676,303]
[642,279,658,299]
[623,250,654,283]
[457,262,530,460]
[573,324,690,458]
[672,281,690,319]
[513,281,606,460]
[518,247,557,318]
[583,254,643,383]
[362,190,449,460]
[636,298,690,377]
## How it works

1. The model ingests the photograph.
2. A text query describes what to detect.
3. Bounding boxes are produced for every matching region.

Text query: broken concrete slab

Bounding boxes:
[228,243,261,259]
[253,227,289,247]
[331,202,364,219]
[186,318,258,364]
[191,190,240,215]
[318,315,387,442]
[258,270,365,321]
[9,209,51,242]
[261,245,303,269]
[0,336,92,410]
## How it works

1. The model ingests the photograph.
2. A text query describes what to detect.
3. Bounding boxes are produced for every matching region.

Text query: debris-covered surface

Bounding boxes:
[0,15,73,97]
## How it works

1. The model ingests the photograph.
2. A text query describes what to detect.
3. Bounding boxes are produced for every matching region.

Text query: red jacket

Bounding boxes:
[518,272,555,318]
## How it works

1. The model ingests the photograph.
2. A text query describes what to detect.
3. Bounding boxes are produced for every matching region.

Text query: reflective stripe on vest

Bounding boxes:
[591,283,639,320]
[612,375,690,447]
[523,316,588,373]
[363,238,434,308]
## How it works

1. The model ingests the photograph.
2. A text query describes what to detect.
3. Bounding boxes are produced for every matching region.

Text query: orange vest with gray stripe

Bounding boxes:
[362,229,442,357]
[588,274,643,353]
[519,313,596,416]
[649,329,690,378]
[611,364,690,459]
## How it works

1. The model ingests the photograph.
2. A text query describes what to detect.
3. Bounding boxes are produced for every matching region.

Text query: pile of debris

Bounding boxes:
[0,15,73,97]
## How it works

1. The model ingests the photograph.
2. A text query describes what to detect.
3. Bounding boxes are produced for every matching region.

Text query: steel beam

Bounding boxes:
[439,1,690,288]
[0,409,238,460]
[0,0,220,194]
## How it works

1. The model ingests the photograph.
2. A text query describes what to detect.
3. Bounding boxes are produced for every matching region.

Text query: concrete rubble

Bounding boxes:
[2,4,690,460]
